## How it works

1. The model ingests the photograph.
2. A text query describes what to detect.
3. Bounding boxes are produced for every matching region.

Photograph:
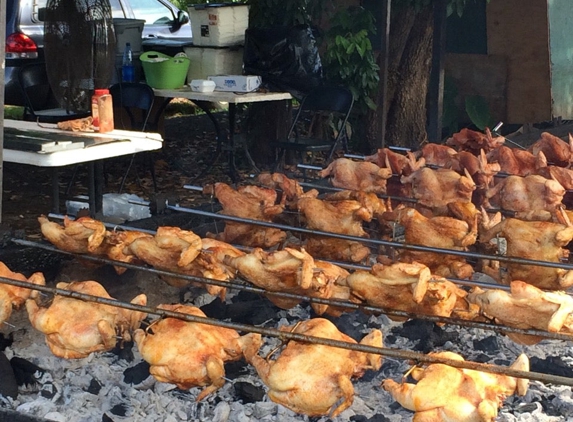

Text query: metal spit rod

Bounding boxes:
[11,238,573,343]
[161,204,573,272]
[1,274,570,387]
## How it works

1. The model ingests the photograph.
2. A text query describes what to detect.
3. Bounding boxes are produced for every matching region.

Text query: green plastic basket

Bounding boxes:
[140,51,190,89]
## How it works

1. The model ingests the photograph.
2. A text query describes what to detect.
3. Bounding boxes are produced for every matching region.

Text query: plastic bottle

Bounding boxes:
[122,42,135,83]
[91,88,114,133]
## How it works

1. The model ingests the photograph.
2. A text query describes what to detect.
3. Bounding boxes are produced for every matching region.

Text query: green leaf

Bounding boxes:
[465,95,494,130]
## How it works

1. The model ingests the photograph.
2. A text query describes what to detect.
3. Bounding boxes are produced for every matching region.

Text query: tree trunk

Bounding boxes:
[367,3,434,151]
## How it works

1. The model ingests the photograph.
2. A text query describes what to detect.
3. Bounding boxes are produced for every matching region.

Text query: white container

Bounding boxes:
[190,79,216,93]
[208,75,261,92]
[66,193,151,223]
[183,45,243,81]
[188,3,249,47]
[113,18,145,54]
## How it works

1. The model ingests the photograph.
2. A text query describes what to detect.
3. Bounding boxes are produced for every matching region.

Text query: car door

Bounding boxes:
[127,0,192,40]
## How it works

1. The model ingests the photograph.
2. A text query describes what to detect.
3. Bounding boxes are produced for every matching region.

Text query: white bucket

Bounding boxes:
[113,18,145,54]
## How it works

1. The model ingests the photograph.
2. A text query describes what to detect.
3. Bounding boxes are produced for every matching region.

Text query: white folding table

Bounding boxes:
[3,119,163,216]
[153,88,292,181]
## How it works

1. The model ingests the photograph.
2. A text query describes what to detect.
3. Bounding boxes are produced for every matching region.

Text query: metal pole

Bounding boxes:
[378,0,391,149]
[0,0,7,223]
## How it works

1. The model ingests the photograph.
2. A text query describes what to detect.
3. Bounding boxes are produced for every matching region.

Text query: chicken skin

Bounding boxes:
[242,318,383,418]
[133,304,261,401]
[346,262,467,320]
[256,172,319,209]
[38,215,108,254]
[467,281,573,345]
[446,127,505,154]
[318,157,393,193]
[205,182,286,248]
[105,229,154,274]
[479,210,573,289]
[223,247,335,313]
[387,206,477,279]
[26,280,147,359]
[528,132,573,167]
[0,261,45,324]
[383,352,529,422]
[400,167,476,212]
[364,147,412,176]
[484,174,565,221]
[486,145,537,177]
[297,196,374,262]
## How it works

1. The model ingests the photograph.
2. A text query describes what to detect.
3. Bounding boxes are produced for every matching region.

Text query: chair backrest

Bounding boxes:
[288,85,354,143]
[109,83,155,131]
[18,62,62,118]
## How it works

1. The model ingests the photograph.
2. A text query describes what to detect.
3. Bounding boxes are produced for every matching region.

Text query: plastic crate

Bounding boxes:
[188,3,249,47]
[140,51,190,89]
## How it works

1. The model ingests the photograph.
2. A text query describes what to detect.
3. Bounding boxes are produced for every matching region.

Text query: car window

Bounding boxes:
[131,0,175,25]
[32,0,127,22]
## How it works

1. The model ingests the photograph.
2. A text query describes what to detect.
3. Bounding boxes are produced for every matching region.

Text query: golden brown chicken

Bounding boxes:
[128,228,239,298]
[386,206,477,279]
[479,209,573,290]
[535,150,573,190]
[345,262,467,320]
[383,352,529,422]
[105,229,154,274]
[467,280,573,345]
[446,127,505,154]
[416,143,458,168]
[242,318,383,418]
[0,261,45,324]
[364,147,412,176]
[452,150,501,207]
[133,304,261,401]
[205,182,286,248]
[486,145,537,177]
[256,172,318,209]
[483,174,565,221]
[318,157,392,193]
[528,132,573,167]
[297,196,374,262]
[38,215,108,254]
[401,167,476,213]
[26,280,147,359]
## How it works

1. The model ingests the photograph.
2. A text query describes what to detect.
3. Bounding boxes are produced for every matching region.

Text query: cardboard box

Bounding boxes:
[188,3,249,47]
[208,75,261,92]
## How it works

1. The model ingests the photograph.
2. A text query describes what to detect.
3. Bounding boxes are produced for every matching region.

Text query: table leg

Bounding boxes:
[190,100,225,181]
[51,168,60,214]
[88,162,96,218]
[87,161,104,218]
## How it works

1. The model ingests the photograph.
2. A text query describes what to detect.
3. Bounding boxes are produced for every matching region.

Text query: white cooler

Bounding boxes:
[183,45,244,81]
[188,3,249,47]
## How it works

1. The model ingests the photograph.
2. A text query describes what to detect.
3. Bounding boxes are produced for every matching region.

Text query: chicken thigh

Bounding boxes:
[383,352,529,422]
[242,318,383,418]
[134,304,261,401]
[26,280,147,359]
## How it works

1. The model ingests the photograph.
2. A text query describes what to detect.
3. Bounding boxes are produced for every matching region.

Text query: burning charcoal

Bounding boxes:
[200,297,227,319]
[224,360,250,380]
[0,352,18,399]
[234,381,265,403]
[102,414,115,422]
[109,340,135,362]
[10,356,45,387]
[351,414,391,422]
[0,332,14,351]
[324,312,364,342]
[86,378,102,395]
[40,382,58,399]
[473,353,491,363]
[473,335,500,354]
[109,403,128,417]
[530,356,573,378]
[227,299,281,325]
[123,361,151,386]
[390,319,457,353]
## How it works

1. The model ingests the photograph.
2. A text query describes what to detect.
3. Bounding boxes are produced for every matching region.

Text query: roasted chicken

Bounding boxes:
[386,206,477,279]
[528,132,573,167]
[256,172,318,209]
[479,209,573,290]
[242,318,383,418]
[318,157,392,193]
[105,229,154,274]
[364,147,412,176]
[383,352,529,422]
[486,145,536,177]
[345,262,467,320]
[205,182,286,248]
[39,215,107,254]
[483,174,565,221]
[133,304,261,401]
[446,127,505,154]
[467,280,573,345]
[26,280,147,359]
[0,261,45,324]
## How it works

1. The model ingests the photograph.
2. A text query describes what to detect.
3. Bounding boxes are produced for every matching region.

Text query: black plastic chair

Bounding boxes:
[18,62,91,123]
[270,85,354,171]
[108,82,157,193]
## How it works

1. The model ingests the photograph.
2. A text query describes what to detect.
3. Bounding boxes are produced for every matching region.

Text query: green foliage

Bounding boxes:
[4,106,24,120]
[322,7,379,116]
[465,95,495,130]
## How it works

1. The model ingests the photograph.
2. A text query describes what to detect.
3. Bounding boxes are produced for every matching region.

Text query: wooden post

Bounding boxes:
[427,0,447,144]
